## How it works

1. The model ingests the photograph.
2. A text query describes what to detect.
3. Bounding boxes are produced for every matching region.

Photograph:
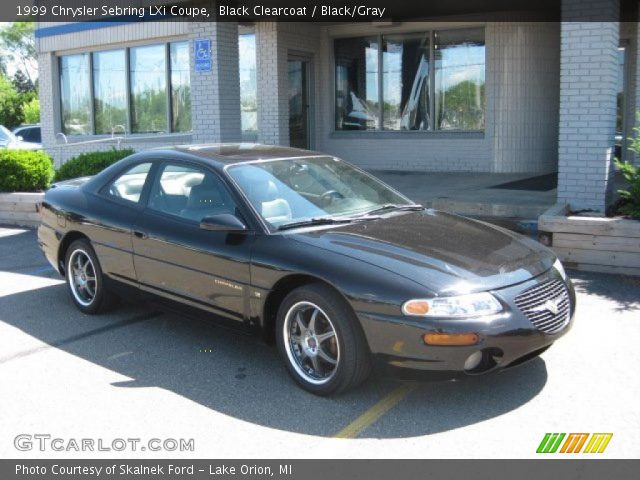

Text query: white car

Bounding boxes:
[0,125,41,150]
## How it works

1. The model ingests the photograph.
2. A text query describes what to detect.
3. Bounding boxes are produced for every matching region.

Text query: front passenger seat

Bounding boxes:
[180,177,226,221]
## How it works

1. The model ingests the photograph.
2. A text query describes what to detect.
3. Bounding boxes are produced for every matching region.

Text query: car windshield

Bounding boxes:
[0,126,16,143]
[227,156,413,229]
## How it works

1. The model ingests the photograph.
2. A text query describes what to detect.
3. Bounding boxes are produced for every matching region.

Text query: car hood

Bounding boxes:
[5,140,41,150]
[291,210,555,295]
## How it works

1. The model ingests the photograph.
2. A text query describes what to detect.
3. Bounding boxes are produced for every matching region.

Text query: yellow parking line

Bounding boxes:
[334,383,416,439]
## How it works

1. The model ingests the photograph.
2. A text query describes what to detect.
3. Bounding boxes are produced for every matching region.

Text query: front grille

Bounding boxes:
[514,280,570,334]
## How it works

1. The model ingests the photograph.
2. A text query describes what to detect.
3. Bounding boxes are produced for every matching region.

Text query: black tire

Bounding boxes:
[276,283,371,395]
[64,238,116,314]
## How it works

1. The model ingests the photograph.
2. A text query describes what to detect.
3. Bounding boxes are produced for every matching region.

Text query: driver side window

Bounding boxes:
[147,163,237,222]
[105,163,152,204]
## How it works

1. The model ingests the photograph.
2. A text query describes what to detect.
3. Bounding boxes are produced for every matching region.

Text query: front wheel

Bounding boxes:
[276,283,371,395]
[65,239,116,314]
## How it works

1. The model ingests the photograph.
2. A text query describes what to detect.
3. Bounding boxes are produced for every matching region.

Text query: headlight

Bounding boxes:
[553,258,567,281]
[402,292,503,318]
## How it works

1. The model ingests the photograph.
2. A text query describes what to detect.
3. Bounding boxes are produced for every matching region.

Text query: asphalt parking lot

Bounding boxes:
[0,226,638,458]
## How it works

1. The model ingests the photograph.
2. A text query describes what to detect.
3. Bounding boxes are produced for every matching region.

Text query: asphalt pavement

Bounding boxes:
[0,227,638,458]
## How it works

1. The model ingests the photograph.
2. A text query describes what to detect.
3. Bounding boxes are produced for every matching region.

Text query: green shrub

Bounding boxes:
[0,149,54,192]
[614,159,640,218]
[55,148,135,181]
[617,115,640,218]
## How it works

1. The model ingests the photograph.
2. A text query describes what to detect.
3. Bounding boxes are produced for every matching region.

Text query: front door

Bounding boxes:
[132,161,253,322]
[288,56,311,149]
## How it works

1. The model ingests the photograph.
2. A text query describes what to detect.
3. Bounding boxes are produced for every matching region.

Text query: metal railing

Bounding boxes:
[53,128,191,165]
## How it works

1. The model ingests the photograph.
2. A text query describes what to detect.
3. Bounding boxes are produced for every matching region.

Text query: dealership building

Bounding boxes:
[36,0,638,213]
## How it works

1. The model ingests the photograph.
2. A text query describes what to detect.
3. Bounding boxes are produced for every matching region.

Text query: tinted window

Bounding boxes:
[20,127,41,143]
[148,164,237,222]
[105,163,152,204]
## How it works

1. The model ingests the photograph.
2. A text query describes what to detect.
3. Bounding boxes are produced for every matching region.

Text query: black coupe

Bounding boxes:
[38,144,575,395]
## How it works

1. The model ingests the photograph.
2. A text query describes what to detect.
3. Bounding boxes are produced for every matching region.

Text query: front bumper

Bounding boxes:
[357,269,575,378]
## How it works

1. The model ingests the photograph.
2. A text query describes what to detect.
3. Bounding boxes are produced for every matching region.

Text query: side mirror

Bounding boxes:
[16,135,24,141]
[200,214,248,232]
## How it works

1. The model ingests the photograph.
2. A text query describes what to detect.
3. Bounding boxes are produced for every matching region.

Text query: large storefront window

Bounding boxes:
[60,54,91,135]
[170,41,191,133]
[335,36,379,130]
[383,33,430,130]
[93,50,127,134]
[435,28,485,131]
[239,33,257,132]
[335,28,485,132]
[130,44,168,133]
[58,41,191,135]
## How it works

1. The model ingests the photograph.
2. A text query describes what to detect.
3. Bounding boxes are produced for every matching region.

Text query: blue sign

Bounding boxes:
[194,39,212,72]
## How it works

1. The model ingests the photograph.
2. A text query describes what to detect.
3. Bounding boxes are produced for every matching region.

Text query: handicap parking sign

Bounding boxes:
[194,39,212,72]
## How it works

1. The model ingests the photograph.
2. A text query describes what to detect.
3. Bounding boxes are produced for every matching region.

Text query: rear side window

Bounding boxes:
[26,128,41,143]
[103,163,152,204]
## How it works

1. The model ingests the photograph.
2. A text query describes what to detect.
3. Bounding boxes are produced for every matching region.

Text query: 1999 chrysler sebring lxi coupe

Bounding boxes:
[38,144,575,395]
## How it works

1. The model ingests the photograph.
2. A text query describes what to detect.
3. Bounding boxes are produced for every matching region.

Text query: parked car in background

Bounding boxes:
[0,125,41,150]
[13,124,42,146]
[38,144,575,395]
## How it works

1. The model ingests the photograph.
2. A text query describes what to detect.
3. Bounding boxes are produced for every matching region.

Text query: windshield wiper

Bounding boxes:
[277,217,355,231]
[362,203,423,216]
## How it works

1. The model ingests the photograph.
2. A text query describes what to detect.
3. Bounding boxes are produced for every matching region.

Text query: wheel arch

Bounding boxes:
[262,273,353,344]
[57,231,90,276]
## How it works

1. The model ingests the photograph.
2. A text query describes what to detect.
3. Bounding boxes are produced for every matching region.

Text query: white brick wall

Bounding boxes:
[190,21,241,143]
[490,23,560,173]
[557,0,620,212]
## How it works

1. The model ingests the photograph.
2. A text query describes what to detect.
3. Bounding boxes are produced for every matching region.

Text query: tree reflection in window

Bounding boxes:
[435,28,485,131]
[130,44,168,133]
[60,54,91,135]
[93,49,127,135]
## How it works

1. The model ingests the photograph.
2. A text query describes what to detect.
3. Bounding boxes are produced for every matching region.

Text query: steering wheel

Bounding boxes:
[319,190,343,207]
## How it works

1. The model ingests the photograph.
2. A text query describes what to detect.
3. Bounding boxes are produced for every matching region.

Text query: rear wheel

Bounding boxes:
[276,283,371,395]
[65,239,116,314]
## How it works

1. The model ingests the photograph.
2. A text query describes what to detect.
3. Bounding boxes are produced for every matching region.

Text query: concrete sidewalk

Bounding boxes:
[372,171,557,220]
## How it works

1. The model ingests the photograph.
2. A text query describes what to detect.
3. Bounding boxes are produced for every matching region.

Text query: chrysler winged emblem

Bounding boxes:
[534,298,560,315]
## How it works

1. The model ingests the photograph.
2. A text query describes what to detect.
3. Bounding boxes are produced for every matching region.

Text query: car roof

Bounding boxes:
[152,143,326,166]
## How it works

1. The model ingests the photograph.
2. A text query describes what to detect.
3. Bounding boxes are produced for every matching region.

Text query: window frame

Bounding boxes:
[332,26,486,135]
[58,40,191,137]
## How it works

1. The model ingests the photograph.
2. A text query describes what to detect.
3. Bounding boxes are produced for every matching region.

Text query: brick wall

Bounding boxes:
[557,0,620,212]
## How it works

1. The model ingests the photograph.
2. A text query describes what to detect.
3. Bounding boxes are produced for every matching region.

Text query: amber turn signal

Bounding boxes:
[402,300,430,315]
[423,332,479,346]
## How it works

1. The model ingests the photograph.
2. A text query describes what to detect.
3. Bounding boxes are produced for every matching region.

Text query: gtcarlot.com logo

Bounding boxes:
[536,433,613,454]
[14,434,195,452]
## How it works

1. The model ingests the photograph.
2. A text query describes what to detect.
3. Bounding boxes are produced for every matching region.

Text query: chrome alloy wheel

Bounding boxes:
[68,249,97,307]
[283,301,340,385]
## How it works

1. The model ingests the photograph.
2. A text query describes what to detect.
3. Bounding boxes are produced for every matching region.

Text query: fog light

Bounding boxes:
[423,332,479,346]
[464,351,484,371]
